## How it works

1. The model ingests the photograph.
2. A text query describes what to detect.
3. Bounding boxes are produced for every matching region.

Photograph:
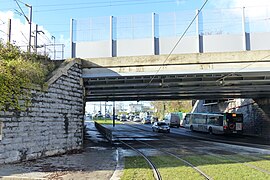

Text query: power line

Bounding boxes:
[14,0,29,22]
[216,54,270,85]
[34,0,175,13]
[20,31,28,42]
[33,0,172,8]
[0,30,8,36]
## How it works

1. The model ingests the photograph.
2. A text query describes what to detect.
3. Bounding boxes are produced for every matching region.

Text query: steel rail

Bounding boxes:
[119,140,162,180]
[136,140,212,180]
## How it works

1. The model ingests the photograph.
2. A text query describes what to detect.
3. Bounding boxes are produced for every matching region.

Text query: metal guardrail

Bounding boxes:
[94,122,113,143]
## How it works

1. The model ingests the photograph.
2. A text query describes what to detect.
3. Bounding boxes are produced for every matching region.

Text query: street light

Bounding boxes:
[14,1,32,52]
[25,3,32,53]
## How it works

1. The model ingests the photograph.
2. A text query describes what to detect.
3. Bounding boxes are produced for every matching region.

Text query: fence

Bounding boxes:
[71,6,270,58]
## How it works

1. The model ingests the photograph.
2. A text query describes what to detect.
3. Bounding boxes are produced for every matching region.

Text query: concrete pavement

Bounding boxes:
[0,121,119,180]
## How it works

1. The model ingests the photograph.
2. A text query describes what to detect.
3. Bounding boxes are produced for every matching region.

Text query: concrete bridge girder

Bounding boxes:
[81,50,270,101]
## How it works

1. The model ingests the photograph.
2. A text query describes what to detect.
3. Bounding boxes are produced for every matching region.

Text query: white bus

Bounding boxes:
[184,113,243,134]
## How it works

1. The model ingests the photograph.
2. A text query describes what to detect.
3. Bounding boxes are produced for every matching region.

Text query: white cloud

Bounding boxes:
[211,0,270,18]
[0,11,52,53]
[59,34,71,59]
[230,0,270,7]
[211,0,270,8]
[176,0,186,6]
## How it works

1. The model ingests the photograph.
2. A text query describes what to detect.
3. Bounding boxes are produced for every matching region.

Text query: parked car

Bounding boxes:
[105,113,110,119]
[128,114,135,121]
[133,116,141,122]
[120,114,127,121]
[152,122,170,133]
[141,116,151,124]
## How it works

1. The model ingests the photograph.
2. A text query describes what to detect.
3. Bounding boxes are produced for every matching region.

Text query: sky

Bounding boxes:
[1,0,270,59]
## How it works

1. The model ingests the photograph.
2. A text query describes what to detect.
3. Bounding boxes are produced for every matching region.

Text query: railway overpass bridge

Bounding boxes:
[70,7,270,137]
[70,6,270,102]
[81,50,270,102]
[79,49,270,137]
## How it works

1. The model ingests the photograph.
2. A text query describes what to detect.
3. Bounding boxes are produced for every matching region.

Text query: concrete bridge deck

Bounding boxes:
[81,50,270,101]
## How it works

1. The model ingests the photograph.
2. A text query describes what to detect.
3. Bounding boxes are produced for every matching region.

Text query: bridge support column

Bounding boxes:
[152,13,158,55]
[254,98,270,139]
[242,7,250,51]
[196,9,203,53]
[110,16,117,57]
[70,18,75,58]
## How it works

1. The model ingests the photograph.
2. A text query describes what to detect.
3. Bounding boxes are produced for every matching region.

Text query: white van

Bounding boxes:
[164,113,180,128]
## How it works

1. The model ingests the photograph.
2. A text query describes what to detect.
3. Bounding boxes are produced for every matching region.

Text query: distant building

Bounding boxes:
[128,103,144,113]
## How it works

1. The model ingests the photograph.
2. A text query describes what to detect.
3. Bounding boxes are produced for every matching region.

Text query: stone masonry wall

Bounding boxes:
[192,99,265,137]
[0,59,84,164]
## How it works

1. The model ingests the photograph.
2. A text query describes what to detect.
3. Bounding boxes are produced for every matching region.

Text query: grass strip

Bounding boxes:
[184,155,270,180]
[121,156,155,180]
[150,156,205,180]
[94,119,121,125]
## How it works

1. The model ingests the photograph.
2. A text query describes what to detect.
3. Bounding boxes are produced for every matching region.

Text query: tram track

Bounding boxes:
[118,122,270,178]
[148,135,270,176]
[136,139,212,180]
[118,138,212,180]
[119,140,162,180]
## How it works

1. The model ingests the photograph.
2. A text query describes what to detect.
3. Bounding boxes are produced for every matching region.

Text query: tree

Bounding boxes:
[151,100,192,119]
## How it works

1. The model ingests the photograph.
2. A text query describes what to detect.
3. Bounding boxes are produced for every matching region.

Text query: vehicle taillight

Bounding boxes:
[223,125,227,130]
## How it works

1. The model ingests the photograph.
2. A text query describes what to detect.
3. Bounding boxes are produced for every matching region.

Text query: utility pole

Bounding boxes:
[14,1,32,52]
[62,44,65,59]
[25,4,32,53]
[113,101,115,127]
[7,19,11,43]
[35,24,38,53]
[51,35,56,59]
[35,24,44,53]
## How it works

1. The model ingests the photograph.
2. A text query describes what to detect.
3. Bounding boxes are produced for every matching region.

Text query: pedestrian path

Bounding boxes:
[0,121,118,180]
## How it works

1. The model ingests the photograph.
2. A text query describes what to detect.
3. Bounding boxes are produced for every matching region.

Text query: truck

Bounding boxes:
[164,113,180,128]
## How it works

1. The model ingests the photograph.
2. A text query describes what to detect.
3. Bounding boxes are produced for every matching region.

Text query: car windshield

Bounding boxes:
[157,122,167,126]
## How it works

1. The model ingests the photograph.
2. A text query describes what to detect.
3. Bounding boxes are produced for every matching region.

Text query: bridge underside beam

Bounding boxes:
[84,71,270,102]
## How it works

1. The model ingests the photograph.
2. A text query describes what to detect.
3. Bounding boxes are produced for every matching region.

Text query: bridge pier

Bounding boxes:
[254,98,270,139]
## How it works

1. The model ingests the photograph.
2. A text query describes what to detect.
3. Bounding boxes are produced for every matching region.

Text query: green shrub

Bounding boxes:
[0,42,57,111]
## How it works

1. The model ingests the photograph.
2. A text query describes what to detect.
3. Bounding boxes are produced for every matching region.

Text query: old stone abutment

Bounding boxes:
[0,59,84,164]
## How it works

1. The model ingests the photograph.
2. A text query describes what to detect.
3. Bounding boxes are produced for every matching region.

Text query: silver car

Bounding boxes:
[133,116,141,122]
[152,122,170,133]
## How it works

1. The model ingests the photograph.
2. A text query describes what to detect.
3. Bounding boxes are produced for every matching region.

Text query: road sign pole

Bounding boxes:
[113,101,115,127]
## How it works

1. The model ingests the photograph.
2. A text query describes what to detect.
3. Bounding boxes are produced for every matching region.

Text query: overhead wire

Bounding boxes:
[216,54,270,85]
[33,0,161,7]
[34,0,176,13]
[20,31,28,42]
[14,0,29,22]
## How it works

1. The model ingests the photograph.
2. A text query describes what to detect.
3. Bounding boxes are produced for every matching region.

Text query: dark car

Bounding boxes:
[120,114,127,121]
[141,116,151,124]
[152,122,170,133]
